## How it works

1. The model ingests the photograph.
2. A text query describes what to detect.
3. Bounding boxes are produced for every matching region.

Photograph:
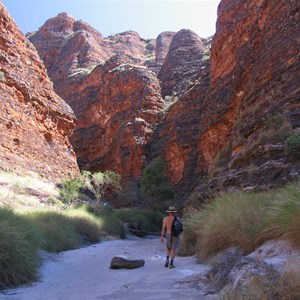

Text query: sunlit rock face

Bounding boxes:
[0,5,79,182]
[69,55,164,181]
[28,13,169,181]
[201,0,300,193]
[28,0,300,200]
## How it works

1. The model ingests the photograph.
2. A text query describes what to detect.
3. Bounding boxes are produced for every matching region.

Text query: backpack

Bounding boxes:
[172,216,183,236]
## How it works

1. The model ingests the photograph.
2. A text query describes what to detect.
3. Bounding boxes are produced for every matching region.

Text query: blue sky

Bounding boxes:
[1,0,220,39]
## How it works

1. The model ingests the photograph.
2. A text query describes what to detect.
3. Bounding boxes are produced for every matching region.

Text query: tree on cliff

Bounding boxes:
[140,157,175,210]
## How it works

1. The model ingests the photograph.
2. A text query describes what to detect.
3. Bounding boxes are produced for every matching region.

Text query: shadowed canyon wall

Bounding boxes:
[153,0,300,199]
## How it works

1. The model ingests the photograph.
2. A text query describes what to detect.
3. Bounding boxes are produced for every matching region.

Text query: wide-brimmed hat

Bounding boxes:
[166,206,177,213]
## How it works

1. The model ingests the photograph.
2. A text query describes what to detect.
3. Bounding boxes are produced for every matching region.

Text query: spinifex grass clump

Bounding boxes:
[183,192,272,260]
[26,210,81,252]
[65,206,102,244]
[0,207,42,288]
[261,181,300,246]
[222,270,300,300]
[181,181,300,260]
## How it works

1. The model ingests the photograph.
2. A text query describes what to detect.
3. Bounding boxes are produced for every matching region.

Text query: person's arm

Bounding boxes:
[160,218,166,243]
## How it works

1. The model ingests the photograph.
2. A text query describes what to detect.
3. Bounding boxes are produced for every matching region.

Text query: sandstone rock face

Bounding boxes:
[68,55,164,181]
[150,58,210,194]
[153,0,300,198]
[29,14,159,98]
[28,13,170,181]
[0,4,79,181]
[200,0,300,193]
[158,29,204,97]
[154,31,176,73]
[27,1,300,201]
[109,256,145,269]
[158,29,205,98]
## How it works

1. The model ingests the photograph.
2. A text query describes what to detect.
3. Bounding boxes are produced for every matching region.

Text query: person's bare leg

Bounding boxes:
[169,248,176,268]
[165,248,171,267]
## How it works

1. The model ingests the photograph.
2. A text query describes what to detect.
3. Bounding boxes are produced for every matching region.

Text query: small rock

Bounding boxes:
[109,256,145,269]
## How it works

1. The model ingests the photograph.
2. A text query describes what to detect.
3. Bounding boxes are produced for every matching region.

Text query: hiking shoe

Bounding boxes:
[164,261,169,268]
[169,264,175,269]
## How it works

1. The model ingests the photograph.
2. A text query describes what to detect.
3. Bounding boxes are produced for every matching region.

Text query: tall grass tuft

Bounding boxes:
[65,206,102,244]
[260,182,300,246]
[183,192,272,260]
[0,208,42,288]
[178,211,203,256]
[222,270,300,300]
[26,210,80,252]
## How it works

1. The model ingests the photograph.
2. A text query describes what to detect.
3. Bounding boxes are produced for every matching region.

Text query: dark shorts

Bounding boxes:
[165,233,179,250]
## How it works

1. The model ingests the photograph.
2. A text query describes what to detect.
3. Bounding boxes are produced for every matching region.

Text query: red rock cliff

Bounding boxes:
[158,29,205,98]
[27,1,300,200]
[153,0,300,199]
[28,13,169,181]
[0,4,79,182]
[69,55,164,180]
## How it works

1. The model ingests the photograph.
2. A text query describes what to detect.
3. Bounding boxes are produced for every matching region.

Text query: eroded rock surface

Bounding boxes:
[69,55,164,181]
[0,4,79,182]
[158,29,205,98]
[109,256,145,269]
[26,1,300,199]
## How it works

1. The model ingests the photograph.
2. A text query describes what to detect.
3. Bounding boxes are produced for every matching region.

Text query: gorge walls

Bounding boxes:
[9,0,299,200]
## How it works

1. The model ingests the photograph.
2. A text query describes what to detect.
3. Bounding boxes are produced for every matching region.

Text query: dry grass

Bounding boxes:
[0,171,59,209]
[181,181,300,261]
[222,270,300,300]
[259,182,300,246]
[194,192,272,260]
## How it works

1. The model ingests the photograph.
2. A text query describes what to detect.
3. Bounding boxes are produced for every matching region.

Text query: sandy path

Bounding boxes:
[0,237,213,300]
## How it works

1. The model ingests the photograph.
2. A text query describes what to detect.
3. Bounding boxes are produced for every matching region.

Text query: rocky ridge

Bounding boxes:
[0,4,79,182]
[28,12,209,183]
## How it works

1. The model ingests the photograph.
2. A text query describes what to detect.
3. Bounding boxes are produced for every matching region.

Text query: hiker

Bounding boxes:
[160,206,180,269]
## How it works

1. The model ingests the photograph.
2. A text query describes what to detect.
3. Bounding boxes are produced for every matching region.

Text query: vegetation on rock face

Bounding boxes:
[285,130,300,158]
[139,157,175,210]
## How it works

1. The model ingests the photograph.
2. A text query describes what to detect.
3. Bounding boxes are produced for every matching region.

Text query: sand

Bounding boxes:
[0,236,213,300]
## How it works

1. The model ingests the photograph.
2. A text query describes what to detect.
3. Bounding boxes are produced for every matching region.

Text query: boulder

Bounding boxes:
[109,256,145,269]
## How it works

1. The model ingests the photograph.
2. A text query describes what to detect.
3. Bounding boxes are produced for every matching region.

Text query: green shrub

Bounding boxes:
[285,131,300,157]
[0,208,42,288]
[26,210,80,252]
[114,208,164,233]
[140,157,175,210]
[58,177,83,204]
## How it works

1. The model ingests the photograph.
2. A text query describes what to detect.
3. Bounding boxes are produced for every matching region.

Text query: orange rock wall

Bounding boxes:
[0,4,79,182]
